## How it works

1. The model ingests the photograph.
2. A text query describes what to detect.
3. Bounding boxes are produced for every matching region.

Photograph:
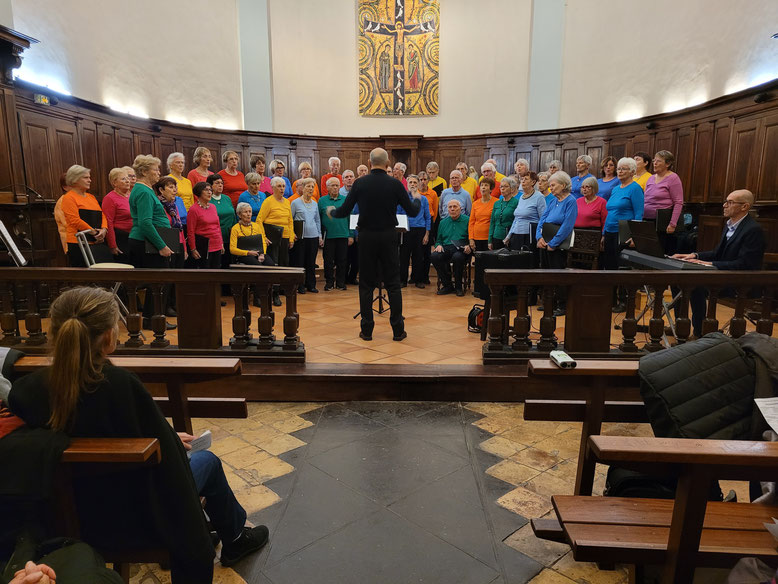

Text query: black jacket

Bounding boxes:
[697,214,765,270]
[332,168,420,231]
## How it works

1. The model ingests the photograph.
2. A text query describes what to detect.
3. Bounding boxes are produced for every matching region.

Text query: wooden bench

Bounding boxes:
[541,435,778,584]
[56,437,166,582]
[13,356,247,434]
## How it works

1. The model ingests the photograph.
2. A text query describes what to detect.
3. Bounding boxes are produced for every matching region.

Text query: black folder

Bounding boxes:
[79,209,103,242]
[541,223,573,250]
[193,234,209,258]
[262,223,284,244]
[114,228,130,250]
[451,239,470,251]
[145,226,182,254]
[655,207,684,233]
[236,235,264,253]
[293,220,304,241]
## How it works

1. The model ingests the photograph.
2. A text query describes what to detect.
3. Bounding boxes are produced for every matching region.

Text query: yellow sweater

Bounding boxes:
[168,174,194,210]
[230,221,267,256]
[635,172,652,191]
[460,176,479,200]
[257,196,294,239]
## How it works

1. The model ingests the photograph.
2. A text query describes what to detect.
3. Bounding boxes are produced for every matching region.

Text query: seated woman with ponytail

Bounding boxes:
[8,287,268,583]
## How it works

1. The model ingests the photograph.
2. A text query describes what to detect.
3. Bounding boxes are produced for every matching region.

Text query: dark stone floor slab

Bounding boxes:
[392,402,470,458]
[303,403,386,457]
[308,427,469,505]
[341,401,452,426]
[263,509,499,584]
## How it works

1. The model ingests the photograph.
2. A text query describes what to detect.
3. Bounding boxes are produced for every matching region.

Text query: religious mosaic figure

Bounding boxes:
[358,0,439,116]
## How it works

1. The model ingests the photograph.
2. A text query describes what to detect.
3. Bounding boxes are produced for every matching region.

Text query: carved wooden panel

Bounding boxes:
[134,132,153,157]
[654,130,675,154]
[710,119,731,202]
[675,127,694,198]
[729,118,761,196]
[18,109,79,199]
[562,145,580,175]
[697,214,725,252]
[98,125,117,180]
[157,135,178,176]
[689,123,713,203]
[538,148,556,173]
[631,133,653,156]
[439,149,462,180]
[758,114,778,203]
[488,147,508,177]
[585,144,604,175]
[341,149,365,175]
[78,120,101,196]
[116,128,134,167]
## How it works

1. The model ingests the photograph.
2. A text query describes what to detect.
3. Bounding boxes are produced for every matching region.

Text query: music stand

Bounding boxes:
[0,219,27,266]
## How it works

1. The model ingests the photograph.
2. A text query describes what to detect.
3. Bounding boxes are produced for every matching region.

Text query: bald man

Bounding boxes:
[672,189,765,337]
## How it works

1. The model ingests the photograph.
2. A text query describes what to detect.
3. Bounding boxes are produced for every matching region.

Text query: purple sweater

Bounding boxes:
[644,173,683,226]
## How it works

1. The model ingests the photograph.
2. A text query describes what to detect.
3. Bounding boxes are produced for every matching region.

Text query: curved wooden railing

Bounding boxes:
[0,267,305,361]
[482,269,778,362]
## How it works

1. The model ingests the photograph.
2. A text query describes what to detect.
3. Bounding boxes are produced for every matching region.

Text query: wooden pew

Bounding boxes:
[13,356,247,433]
[56,438,166,582]
[547,435,778,584]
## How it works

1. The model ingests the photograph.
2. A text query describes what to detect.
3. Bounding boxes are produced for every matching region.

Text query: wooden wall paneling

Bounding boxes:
[585,142,604,174]
[77,120,101,196]
[514,148,532,171]
[537,145,556,173]
[156,135,178,176]
[54,123,80,177]
[689,122,713,203]
[133,132,153,157]
[605,139,625,162]
[654,129,676,154]
[709,119,731,202]
[675,126,694,199]
[631,133,653,156]
[728,118,762,196]
[341,149,365,174]
[755,218,778,253]
[757,113,778,203]
[562,144,580,175]
[17,110,56,197]
[415,149,434,173]
[116,128,134,167]
[486,145,508,177]
[439,148,462,178]
[98,124,117,185]
[0,87,25,192]
[697,214,726,251]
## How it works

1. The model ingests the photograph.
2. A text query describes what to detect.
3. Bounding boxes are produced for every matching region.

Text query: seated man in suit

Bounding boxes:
[431,200,471,296]
[672,189,765,337]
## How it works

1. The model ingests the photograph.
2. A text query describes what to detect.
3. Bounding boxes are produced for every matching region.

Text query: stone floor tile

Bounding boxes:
[479,435,528,459]
[500,424,556,447]
[487,459,542,486]
[525,471,574,498]
[221,445,273,470]
[238,455,295,484]
[526,569,576,584]
[257,433,307,456]
[276,402,323,416]
[497,486,553,518]
[246,402,282,417]
[217,417,262,435]
[543,459,579,483]
[509,447,563,472]
[266,414,313,434]
[250,408,297,426]
[239,424,284,445]
[233,484,282,516]
[530,431,582,460]
[473,412,525,435]
[210,436,252,457]
[504,518,570,566]
[551,551,629,584]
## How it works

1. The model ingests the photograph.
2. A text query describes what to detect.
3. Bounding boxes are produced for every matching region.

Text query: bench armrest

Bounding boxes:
[528,359,639,377]
[62,438,161,464]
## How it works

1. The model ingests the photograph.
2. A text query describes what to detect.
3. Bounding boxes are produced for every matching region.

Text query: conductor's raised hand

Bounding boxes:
[326,206,335,219]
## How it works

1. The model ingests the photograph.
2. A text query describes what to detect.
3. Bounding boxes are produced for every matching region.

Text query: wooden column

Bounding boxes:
[175,280,221,349]
[565,283,612,353]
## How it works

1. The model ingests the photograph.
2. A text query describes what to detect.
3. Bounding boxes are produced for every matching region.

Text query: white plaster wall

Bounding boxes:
[267,0,532,137]
[559,0,778,128]
[12,0,244,129]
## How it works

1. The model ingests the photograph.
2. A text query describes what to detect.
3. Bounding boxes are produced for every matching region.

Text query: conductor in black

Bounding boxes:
[327,148,421,341]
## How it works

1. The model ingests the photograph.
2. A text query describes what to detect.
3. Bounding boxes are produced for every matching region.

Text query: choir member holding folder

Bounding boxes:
[61,164,109,266]
[187,182,224,269]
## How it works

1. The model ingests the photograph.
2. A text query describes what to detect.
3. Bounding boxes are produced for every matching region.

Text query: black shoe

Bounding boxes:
[142,318,176,330]
[307,287,319,293]
[272,293,282,307]
[612,302,626,313]
[455,288,465,297]
[252,297,261,307]
[437,286,454,295]
[415,282,425,289]
[221,300,227,307]
[400,282,407,288]
[324,284,333,291]
[298,285,306,294]
[537,305,544,312]
[166,321,177,330]
[220,525,269,567]
[337,285,347,291]
[359,331,372,341]
[552,308,566,317]
[210,531,220,549]
[424,280,431,284]
[165,307,177,317]
[393,331,407,342]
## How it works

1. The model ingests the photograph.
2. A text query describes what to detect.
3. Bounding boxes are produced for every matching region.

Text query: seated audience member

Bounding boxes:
[187,182,224,269]
[320,157,343,194]
[431,200,471,296]
[60,165,109,267]
[596,155,619,201]
[207,174,236,270]
[483,159,506,182]
[9,287,269,583]
[537,171,552,199]
[469,178,496,252]
[536,171,578,316]
[575,176,608,230]
[356,164,369,178]
[439,170,472,219]
[238,172,266,221]
[644,150,683,254]
[167,152,194,210]
[291,178,322,292]
[400,174,431,288]
[102,167,133,262]
[319,177,350,290]
[489,176,519,250]
[250,153,273,196]
[456,161,478,200]
[218,151,247,207]
[230,202,274,266]
[547,160,562,176]
[426,161,447,196]
[506,175,545,251]
[187,146,213,186]
[633,151,652,191]
[418,171,438,285]
[292,161,320,201]
[672,189,765,338]
[392,162,408,189]
[571,155,594,199]
[478,162,502,198]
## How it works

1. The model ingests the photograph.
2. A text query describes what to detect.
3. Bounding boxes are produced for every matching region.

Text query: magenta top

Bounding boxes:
[102,190,133,249]
[187,168,213,186]
[574,196,608,230]
[186,203,223,252]
[644,173,683,226]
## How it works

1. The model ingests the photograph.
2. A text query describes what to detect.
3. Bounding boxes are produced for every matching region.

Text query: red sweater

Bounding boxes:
[320,173,342,195]
[186,203,223,252]
[187,168,213,186]
[218,170,248,207]
[575,196,608,230]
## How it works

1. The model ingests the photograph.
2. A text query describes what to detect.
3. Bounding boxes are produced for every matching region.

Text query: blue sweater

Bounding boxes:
[509,191,546,236]
[406,193,431,229]
[290,197,321,238]
[604,182,644,233]
[571,173,594,199]
[238,190,266,221]
[536,195,578,249]
[597,177,620,201]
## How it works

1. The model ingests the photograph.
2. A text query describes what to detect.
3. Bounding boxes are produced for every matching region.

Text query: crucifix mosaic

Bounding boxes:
[358,0,440,116]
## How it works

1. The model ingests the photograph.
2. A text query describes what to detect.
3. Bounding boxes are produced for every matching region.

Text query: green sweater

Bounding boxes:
[129,183,170,250]
[318,194,350,239]
[211,194,236,244]
[436,214,470,246]
[489,196,519,240]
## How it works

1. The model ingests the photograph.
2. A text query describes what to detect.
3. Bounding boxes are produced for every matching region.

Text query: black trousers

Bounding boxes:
[235,254,275,266]
[300,237,319,289]
[399,227,426,284]
[128,238,171,318]
[268,238,290,266]
[508,233,531,251]
[473,239,489,252]
[490,237,506,250]
[431,244,471,289]
[422,217,439,283]
[358,228,404,335]
[346,238,359,284]
[67,242,112,266]
[323,237,348,287]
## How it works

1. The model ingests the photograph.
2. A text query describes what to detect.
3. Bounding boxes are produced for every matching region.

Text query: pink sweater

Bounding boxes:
[186,203,223,252]
[101,191,133,249]
[644,173,683,226]
[575,196,608,230]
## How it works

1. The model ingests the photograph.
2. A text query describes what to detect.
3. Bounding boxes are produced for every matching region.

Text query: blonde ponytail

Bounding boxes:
[47,287,119,431]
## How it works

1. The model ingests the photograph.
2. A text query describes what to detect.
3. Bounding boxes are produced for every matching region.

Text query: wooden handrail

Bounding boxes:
[62,437,161,464]
[14,356,242,375]
[0,267,304,285]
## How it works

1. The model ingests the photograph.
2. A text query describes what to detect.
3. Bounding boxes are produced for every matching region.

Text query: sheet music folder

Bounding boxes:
[236,235,264,252]
[145,226,182,254]
[541,223,574,250]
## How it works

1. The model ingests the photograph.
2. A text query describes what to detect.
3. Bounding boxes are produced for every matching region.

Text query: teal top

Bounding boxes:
[436,214,470,246]
[211,194,236,244]
[489,196,519,240]
[129,183,169,250]
[318,194,350,239]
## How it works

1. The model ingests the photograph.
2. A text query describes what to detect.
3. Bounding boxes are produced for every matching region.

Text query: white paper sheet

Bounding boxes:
[755,397,778,435]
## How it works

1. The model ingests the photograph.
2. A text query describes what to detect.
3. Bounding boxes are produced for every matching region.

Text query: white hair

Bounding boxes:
[449,170,463,179]
[480,162,496,173]
[548,160,562,170]
[166,152,185,172]
[328,156,341,166]
[270,176,286,188]
[577,155,592,166]
[581,176,599,194]
[617,157,637,174]
[515,158,529,168]
[394,162,407,173]
[65,164,90,186]
[549,171,572,193]
[447,199,462,208]
[236,202,252,215]
[326,177,341,187]
[501,176,519,189]
[342,169,355,178]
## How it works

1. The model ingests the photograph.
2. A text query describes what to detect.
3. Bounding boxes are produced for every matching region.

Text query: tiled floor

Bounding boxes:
[129,400,747,584]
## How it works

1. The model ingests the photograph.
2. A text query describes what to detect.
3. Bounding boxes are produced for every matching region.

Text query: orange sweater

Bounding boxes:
[468,197,496,241]
[291,179,320,201]
[60,190,107,244]
[420,188,439,221]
